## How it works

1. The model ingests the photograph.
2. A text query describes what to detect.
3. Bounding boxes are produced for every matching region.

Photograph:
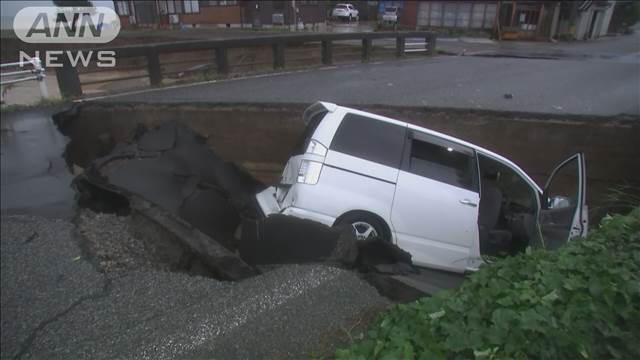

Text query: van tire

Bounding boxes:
[335,212,390,242]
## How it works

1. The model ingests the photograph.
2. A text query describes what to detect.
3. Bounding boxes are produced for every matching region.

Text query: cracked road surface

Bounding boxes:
[1,215,389,359]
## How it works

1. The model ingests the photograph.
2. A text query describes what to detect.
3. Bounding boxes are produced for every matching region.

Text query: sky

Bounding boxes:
[1,1,116,30]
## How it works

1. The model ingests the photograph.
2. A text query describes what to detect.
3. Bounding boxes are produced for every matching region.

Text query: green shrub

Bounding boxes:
[336,208,640,360]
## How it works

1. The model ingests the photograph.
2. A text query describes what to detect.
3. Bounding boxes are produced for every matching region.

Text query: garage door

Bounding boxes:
[417,2,497,29]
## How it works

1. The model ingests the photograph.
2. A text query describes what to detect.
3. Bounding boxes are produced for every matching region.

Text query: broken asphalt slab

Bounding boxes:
[1,215,390,360]
[76,120,418,278]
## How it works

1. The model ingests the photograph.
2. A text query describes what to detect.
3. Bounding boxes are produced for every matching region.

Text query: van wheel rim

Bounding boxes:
[352,221,378,240]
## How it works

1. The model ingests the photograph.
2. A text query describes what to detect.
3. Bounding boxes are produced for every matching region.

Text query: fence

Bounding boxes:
[55,31,437,98]
[1,57,49,102]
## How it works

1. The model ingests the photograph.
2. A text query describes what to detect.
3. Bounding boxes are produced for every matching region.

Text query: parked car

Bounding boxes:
[332,3,359,21]
[256,102,588,273]
[381,7,399,23]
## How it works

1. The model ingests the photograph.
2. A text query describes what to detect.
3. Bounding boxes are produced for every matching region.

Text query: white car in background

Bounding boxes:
[332,3,359,21]
[381,7,399,23]
[256,102,588,273]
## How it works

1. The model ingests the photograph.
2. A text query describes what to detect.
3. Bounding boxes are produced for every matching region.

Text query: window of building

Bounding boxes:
[158,0,167,14]
[183,0,199,13]
[330,114,406,169]
[160,0,182,14]
[209,0,237,5]
[116,1,129,16]
[167,0,176,13]
[407,134,477,191]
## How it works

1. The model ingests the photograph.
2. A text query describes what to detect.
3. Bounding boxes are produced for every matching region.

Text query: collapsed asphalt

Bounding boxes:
[1,109,394,359]
[73,120,418,276]
[1,215,389,359]
[2,107,467,359]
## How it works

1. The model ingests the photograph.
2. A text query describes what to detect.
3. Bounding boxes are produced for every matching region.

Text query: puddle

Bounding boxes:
[1,108,76,218]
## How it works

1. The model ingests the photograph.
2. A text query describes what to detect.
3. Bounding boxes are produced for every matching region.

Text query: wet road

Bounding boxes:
[90,30,640,116]
[1,108,75,218]
[97,53,639,116]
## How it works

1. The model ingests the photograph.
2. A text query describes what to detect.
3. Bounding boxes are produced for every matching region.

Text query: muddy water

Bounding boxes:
[1,108,76,218]
[55,102,640,222]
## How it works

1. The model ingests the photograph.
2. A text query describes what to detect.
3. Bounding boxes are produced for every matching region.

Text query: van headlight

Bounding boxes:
[305,140,327,157]
[297,160,323,185]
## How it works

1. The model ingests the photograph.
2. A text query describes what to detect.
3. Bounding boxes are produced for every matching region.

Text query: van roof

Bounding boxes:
[317,101,543,193]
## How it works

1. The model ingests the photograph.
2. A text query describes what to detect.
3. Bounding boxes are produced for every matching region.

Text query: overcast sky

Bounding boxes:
[1,1,116,30]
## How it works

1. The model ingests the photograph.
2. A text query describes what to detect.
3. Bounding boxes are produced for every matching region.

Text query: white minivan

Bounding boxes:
[256,102,587,273]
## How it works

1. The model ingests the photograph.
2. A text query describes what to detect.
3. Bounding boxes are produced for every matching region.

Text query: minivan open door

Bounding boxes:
[538,153,587,250]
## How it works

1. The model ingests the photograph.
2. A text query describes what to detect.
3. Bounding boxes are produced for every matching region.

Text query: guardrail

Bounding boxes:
[56,31,437,98]
[1,58,49,102]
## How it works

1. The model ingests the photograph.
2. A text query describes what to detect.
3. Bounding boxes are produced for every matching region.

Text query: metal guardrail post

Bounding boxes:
[396,36,406,58]
[272,42,285,70]
[361,38,372,62]
[215,47,229,75]
[33,58,49,98]
[55,57,82,97]
[321,40,333,65]
[427,33,437,56]
[146,49,162,86]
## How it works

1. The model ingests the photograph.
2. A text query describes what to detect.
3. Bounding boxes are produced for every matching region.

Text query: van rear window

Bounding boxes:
[330,113,406,168]
[291,110,327,156]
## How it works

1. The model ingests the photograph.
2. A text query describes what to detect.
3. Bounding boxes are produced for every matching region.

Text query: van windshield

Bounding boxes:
[291,110,327,156]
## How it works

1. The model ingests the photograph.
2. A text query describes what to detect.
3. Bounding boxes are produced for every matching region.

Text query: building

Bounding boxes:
[113,1,328,29]
[498,1,616,40]
[400,1,498,31]
[553,1,616,40]
[398,0,616,41]
[242,1,328,29]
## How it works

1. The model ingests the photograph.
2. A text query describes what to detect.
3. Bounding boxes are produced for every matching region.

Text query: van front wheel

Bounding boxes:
[336,213,389,242]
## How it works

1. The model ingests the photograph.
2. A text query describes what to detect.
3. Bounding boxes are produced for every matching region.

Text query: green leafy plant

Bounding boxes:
[336,208,640,360]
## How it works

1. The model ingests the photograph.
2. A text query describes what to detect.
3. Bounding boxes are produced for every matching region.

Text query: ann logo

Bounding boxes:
[26,11,104,39]
[14,6,120,44]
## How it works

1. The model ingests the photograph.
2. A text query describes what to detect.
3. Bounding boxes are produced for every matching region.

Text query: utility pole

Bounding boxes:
[292,0,297,31]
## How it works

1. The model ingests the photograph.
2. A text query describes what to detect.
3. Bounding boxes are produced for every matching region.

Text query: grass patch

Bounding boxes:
[1,97,71,113]
[336,208,640,359]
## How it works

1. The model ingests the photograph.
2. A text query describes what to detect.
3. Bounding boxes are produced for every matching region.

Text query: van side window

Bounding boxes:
[330,113,406,168]
[408,136,478,192]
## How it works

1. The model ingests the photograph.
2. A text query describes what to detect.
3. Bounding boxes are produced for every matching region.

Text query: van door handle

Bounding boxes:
[459,199,478,207]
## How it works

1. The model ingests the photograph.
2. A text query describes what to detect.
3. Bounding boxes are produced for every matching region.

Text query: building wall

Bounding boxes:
[243,1,326,27]
[180,4,242,25]
[400,0,418,28]
[598,4,615,36]
[297,3,328,24]
[409,1,497,30]
[574,2,616,40]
